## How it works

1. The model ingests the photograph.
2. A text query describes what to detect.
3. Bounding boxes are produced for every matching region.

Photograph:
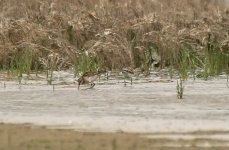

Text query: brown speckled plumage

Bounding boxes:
[78,71,104,89]
[122,68,134,86]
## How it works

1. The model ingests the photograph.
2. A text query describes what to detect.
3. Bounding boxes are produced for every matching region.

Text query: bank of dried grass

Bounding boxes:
[0,0,228,71]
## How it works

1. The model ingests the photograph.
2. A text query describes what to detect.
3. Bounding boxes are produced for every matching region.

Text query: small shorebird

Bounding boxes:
[78,71,104,89]
[122,68,134,86]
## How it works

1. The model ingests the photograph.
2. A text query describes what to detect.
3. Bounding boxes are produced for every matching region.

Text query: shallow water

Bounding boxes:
[0,71,229,134]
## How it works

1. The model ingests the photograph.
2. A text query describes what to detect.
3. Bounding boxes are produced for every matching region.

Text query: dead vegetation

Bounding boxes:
[0,0,228,73]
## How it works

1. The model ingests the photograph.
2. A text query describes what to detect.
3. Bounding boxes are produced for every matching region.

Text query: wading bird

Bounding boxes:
[122,68,134,86]
[78,71,104,89]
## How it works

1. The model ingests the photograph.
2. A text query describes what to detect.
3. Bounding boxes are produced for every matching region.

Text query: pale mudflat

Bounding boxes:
[0,71,229,148]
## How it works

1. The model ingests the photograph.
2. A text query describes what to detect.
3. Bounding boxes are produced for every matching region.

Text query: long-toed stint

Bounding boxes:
[77,71,104,89]
[122,68,134,86]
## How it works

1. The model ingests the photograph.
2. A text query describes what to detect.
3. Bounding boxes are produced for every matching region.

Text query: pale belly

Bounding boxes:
[84,75,98,83]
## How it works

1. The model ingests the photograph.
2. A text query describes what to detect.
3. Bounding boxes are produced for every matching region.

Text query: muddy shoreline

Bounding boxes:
[1,71,229,149]
[0,123,229,150]
[1,75,229,133]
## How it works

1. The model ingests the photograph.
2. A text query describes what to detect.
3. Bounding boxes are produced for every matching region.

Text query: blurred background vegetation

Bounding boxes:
[0,0,228,77]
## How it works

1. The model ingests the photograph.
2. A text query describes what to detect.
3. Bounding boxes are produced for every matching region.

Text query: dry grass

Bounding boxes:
[0,0,228,71]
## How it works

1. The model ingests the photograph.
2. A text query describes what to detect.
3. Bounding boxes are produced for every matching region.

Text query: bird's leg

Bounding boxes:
[92,83,95,88]
[90,82,95,88]
[124,78,126,86]
[131,77,132,85]
[106,72,109,80]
